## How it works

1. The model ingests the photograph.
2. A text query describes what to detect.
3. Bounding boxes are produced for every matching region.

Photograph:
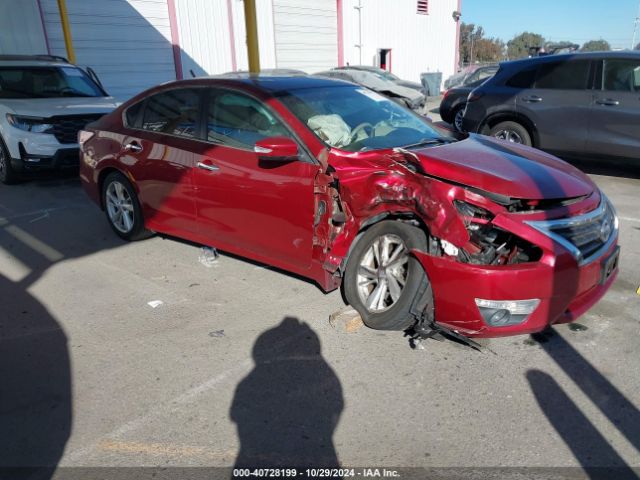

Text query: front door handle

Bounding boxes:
[197,161,220,172]
[522,95,543,103]
[123,141,143,153]
[596,98,620,106]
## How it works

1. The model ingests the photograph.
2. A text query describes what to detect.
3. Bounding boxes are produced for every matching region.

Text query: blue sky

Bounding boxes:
[461,0,640,49]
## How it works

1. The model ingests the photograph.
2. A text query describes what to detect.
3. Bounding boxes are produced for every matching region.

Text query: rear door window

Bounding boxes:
[603,59,640,92]
[534,61,590,90]
[141,88,202,139]
[506,67,537,88]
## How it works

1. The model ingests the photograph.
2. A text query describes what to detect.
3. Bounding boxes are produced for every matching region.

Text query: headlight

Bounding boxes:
[6,114,54,134]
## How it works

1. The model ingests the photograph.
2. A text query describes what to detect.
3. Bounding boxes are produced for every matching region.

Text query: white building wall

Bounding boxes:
[342,0,458,88]
[272,0,338,72]
[174,0,236,77]
[41,0,176,101]
[0,0,48,55]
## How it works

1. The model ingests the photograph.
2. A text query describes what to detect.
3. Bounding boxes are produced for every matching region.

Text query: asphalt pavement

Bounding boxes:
[0,136,639,478]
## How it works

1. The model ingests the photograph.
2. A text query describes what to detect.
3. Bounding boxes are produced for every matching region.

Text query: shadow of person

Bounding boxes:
[527,370,638,480]
[0,273,71,479]
[231,317,343,469]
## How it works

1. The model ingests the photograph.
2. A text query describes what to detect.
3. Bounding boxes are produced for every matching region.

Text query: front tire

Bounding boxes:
[489,121,532,146]
[343,221,433,331]
[0,136,17,185]
[102,171,150,241]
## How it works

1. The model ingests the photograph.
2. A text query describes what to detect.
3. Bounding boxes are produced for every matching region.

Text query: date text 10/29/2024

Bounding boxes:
[233,468,401,478]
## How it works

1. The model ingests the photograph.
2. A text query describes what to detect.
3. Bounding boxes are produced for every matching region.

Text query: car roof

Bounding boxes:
[0,54,72,67]
[172,74,354,94]
[500,50,640,68]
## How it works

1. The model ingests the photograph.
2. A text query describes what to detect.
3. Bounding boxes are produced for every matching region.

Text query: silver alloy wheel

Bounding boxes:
[494,129,523,143]
[357,234,409,313]
[454,108,465,132]
[105,181,135,233]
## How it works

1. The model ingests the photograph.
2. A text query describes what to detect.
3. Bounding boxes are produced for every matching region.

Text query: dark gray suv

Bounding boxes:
[462,51,640,161]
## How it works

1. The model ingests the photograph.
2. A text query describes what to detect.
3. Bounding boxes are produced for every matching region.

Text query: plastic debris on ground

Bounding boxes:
[209,330,225,338]
[198,247,219,268]
[147,300,164,309]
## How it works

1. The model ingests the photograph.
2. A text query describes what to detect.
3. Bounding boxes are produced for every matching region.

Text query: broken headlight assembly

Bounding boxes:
[453,200,543,265]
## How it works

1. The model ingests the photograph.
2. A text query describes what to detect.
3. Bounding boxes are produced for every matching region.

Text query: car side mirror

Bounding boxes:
[254,137,299,161]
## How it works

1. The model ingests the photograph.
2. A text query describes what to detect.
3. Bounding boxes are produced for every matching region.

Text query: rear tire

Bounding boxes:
[489,121,532,146]
[451,105,466,132]
[102,171,151,241]
[343,221,433,331]
[0,136,18,185]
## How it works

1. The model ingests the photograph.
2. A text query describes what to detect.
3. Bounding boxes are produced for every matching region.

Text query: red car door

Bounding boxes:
[122,88,203,237]
[191,88,318,273]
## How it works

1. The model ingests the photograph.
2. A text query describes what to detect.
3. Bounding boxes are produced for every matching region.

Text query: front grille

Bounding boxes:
[526,199,618,265]
[50,114,104,144]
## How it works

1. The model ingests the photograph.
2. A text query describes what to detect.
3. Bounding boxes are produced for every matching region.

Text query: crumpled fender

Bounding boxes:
[315,152,471,274]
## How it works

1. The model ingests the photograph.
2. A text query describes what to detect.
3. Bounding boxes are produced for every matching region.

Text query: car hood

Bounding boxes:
[413,135,596,200]
[395,79,424,91]
[1,97,119,117]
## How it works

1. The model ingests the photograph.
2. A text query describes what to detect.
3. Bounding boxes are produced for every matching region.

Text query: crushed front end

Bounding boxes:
[413,188,619,338]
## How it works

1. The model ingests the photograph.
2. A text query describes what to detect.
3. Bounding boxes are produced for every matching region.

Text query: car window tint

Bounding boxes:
[206,90,290,149]
[603,59,640,92]
[125,101,143,128]
[506,67,537,88]
[141,89,201,138]
[535,61,590,90]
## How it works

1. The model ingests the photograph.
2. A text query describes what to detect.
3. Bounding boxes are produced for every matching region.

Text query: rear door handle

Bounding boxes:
[596,99,620,106]
[123,141,143,153]
[197,161,220,172]
[522,95,542,103]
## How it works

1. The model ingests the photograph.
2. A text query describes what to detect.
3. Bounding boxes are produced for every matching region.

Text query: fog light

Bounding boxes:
[475,299,540,327]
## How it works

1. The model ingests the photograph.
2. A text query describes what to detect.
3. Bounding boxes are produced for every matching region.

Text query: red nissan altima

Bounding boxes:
[79,75,619,338]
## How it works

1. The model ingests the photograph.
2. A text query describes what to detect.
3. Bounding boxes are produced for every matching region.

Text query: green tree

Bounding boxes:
[507,32,546,60]
[459,23,505,64]
[459,23,485,64]
[581,40,611,52]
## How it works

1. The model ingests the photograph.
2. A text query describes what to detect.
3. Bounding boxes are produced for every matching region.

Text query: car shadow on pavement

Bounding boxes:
[560,157,640,181]
[230,317,343,469]
[527,329,640,479]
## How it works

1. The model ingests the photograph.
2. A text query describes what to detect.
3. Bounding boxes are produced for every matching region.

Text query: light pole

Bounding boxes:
[632,2,640,49]
[354,0,363,65]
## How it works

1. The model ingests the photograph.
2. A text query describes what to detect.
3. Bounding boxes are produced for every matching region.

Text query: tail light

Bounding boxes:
[78,130,95,148]
[442,89,451,100]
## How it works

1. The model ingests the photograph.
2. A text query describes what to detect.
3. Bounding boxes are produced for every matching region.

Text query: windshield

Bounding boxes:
[279,85,451,152]
[0,66,104,99]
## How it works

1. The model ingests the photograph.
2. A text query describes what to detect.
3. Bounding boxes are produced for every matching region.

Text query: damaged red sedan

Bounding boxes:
[79,76,619,338]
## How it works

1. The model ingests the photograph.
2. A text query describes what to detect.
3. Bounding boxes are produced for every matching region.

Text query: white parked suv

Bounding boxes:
[0,55,119,184]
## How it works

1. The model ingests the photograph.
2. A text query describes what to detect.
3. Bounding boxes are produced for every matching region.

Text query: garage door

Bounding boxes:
[41,0,176,101]
[272,0,338,73]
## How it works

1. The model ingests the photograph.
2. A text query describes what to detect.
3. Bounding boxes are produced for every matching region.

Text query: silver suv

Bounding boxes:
[462,51,640,162]
[0,55,118,184]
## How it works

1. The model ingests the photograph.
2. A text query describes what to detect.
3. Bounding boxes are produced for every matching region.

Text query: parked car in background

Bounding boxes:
[439,77,489,132]
[80,75,618,339]
[332,65,425,95]
[314,68,426,113]
[444,64,498,90]
[0,55,118,184]
[462,51,640,162]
